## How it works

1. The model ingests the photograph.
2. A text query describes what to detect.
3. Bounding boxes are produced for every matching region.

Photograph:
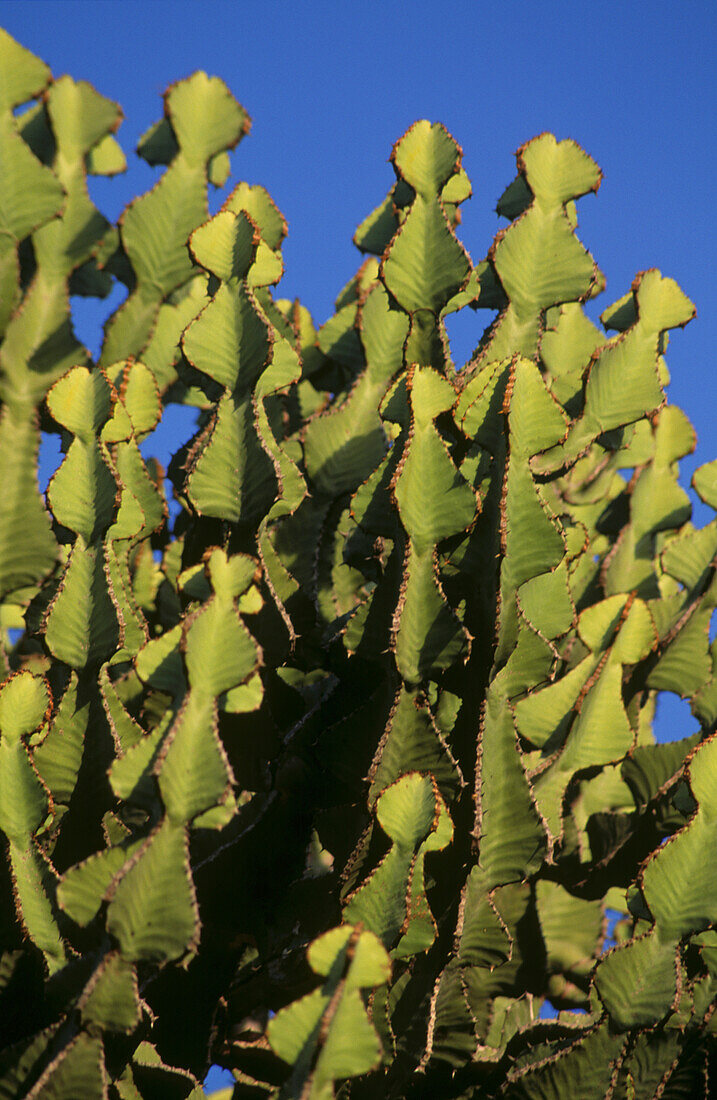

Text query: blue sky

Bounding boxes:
[2,2,714,1087]
[4,1,714,433]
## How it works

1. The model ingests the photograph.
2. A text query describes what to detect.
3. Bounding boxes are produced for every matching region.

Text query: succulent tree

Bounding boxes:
[0,27,715,1099]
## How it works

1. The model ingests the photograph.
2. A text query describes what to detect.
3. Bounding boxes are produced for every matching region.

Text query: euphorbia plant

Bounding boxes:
[0,27,715,1099]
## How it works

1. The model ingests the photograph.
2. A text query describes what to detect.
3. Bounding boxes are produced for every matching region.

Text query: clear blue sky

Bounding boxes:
[2,2,715,1085]
[3,1,714,441]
